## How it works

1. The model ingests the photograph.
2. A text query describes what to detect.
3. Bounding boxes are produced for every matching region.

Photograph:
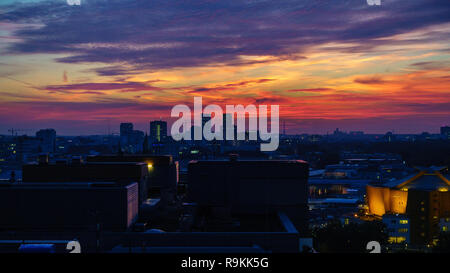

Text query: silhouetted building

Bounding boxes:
[120,123,145,153]
[36,129,56,153]
[384,131,395,142]
[150,121,167,143]
[22,161,148,205]
[87,154,177,190]
[188,159,309,232]
[0,181,138,231]
[13,135,40,163]
[441,126,450,139]
[120,123,133,137]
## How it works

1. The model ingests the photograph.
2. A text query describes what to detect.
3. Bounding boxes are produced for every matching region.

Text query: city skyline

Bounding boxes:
[0,0,449,135]
[2,123,450,137]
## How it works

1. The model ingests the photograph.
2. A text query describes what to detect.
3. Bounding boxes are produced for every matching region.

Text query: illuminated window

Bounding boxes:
[443,226,448,232]
[156,124,161,142]
[388,237,406,244]
[398,228,408,233]
[399,220,408,224]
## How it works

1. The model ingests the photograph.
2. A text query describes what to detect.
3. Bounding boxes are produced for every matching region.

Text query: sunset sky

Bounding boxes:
[0,0,449,135]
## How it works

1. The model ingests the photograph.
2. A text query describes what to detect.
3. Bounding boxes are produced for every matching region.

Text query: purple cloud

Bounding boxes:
[43,81,163,93]
[354,76,387,85]
[0,0,448,76]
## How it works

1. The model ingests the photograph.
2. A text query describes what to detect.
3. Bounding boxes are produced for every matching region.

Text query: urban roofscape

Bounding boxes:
[0,0,449,262]
[0,123,449,253]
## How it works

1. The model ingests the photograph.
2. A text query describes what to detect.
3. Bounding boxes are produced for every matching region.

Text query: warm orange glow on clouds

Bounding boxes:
[0,1,449,134]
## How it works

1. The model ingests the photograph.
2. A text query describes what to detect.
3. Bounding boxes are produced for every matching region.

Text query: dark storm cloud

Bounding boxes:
[1,0,449,75]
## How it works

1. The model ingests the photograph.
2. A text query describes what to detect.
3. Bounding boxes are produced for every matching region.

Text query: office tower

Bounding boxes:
[120,123,144,153]
[120,123,133,137]
[441,126,450,139]
[150,121,167,143]
[36,129,56,153]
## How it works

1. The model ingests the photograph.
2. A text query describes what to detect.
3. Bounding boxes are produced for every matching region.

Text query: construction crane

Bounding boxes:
[7,128,31,136]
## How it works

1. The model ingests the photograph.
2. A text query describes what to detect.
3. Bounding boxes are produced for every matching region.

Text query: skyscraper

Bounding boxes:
[150,121,167,143]
[441,126,450,139]
[36,128,56,153]
[120,123,144,153]
[120,123,133,137]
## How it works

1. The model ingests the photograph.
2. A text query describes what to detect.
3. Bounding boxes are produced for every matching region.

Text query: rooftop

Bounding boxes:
[382,166,450,191]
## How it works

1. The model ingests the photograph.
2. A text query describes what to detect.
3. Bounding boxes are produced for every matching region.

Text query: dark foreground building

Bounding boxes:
[188,159,309,233]
[0,182,138,231]
[86,154,178,190]
[0,156,311,253]
[109,159,311,253]
[22,159,148,205]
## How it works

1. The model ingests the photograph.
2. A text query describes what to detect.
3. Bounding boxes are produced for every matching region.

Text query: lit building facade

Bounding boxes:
[366,167,450,246]
[382,214,410,244]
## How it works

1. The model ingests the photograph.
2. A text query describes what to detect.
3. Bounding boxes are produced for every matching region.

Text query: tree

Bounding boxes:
[313,220,388,253]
